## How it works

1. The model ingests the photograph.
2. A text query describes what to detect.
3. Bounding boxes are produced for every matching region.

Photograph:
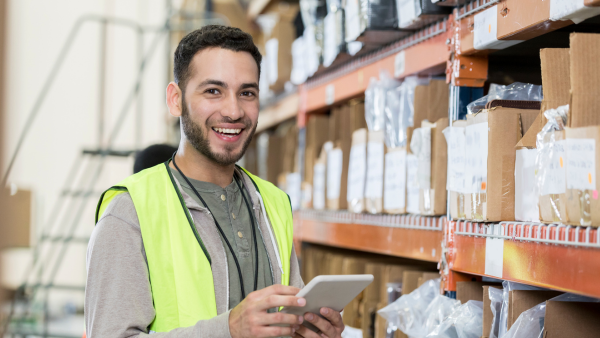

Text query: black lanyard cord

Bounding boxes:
[233,173,259,292]
[171,154,258,299]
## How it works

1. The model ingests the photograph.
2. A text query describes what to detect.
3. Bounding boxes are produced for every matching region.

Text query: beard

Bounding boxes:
[180,96,257,167]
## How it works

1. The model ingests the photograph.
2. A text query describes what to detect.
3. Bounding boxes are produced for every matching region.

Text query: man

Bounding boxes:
[85,25,345,338]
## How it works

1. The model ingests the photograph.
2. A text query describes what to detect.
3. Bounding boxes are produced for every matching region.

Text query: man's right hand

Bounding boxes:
[229,284,306,338]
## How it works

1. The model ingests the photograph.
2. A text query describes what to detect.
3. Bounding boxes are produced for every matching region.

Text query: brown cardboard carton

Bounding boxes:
[428,80,450,123]
[570,33,600,128]
[364,263,386,303]
[456,281,500,304]
[482,285,503,338]
[423,118,448,216]
[304,115,330,187]
[565,126,600,226]
[361,300,380,338]
[2,189,32,247]
[466,107,539,222]
[543,301,600,338]
[267,133,283,185]
[402,271,425,295]
[413,85,429,127]
[417,272,440,287]
[540,48,570,126]
[507,290,563,330]
[343,257,368,328]
[374,302,390,338]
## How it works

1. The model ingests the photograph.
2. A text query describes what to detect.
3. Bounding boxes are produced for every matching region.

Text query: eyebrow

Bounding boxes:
[240,83,259,90]
[197,79,227,88]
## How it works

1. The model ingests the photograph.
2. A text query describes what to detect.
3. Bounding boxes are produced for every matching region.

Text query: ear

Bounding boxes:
[166,82,183,117]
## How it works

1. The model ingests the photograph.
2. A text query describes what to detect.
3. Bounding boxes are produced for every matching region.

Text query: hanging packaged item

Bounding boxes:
[347,128,368,213]
[323,8,346,67]
[383,85,406,214]
[466,82,543,115]
[313,142,333,210]
[359,0,398,31]
[396,0,451,30]
[464,102,539,222]
[482,286,503,338]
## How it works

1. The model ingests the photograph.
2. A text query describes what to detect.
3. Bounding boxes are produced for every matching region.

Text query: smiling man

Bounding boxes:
[85,25,344,338]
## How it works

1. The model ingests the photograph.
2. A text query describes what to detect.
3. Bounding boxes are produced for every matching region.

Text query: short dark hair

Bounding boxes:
[173,25,262,90]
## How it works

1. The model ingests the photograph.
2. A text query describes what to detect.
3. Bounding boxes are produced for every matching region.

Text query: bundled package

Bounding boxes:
[359,0,398,31]
[443,120,468,219]
[323,0,346,68]
[313,142,333,210]
[396,0,451,30]
[466,82,542,115]
[347,128,368,213]
[383,86,407,214]
[464,102,539,222]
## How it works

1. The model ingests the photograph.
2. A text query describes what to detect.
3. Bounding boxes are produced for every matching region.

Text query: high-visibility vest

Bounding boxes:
[95,162,293,332]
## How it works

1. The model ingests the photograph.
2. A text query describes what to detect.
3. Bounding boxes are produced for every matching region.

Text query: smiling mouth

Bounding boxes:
[212,127,243,138]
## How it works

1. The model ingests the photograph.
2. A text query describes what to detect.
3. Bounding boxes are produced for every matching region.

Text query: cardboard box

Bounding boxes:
[361,300,380,338]
[569,33,600,128]
[402,271,431,295]
[507,290,563,330]
[456,281,498,304]
[543,300,600,338]
[267,134,283,185]
[304,115,330,187]
[417,272,440,287]
[447,120,468,220]
[482,285,503,338]
[565,126,600,226]
[343,257,368,328]
[466,107,539,222]
[2,189,32,247]
[423,118,448,216]
[413,85,429,127]
[383,147,407,214]
[540,48,570,125]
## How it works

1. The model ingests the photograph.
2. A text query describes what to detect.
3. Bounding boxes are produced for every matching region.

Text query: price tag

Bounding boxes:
[327,149,343,199]
[394,51,406,78]
[566,138,596,190]
[485,236,504,278]
[347,144,366,202]
[326,84,335,105]
[384,149,407,210]
[365,142,384,198]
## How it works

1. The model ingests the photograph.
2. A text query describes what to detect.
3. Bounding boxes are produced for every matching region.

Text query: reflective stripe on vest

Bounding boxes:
[95,162,293,332]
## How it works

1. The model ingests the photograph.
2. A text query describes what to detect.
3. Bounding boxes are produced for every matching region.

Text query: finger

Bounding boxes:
[303,313,335,338]
[295,324,322,338]
[254,312,304,326]
[256,294,306,311]
[320,307,344,329]
[253,326,294,338]
[253,284,302,298]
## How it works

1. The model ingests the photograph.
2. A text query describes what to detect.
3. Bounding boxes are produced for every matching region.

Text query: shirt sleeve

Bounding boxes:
[85,193,232,338]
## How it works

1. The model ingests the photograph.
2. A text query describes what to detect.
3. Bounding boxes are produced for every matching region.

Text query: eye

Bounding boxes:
[205,88,220,95]
[241,91,256,97]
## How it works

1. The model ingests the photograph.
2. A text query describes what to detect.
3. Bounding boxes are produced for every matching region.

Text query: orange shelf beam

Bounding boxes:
[450,228,600,298]
[298,218,442,263]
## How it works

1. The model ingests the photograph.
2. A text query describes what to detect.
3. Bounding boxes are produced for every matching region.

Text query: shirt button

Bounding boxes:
[232,213,236,220]
[237,231,243,238]
[221,194,226,201]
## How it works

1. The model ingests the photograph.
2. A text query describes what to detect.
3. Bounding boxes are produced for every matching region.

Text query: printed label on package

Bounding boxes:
[443,126,467,193]
[540,140,567,195]
[566,138,596,190]
[397,0,417,28]
[347,144,367,202]
[365,142,384,199]
[327,149,343,199]
[384,149,407,210]
[465,122,488,193]
[313,163,326,210]
[406,154,420,214]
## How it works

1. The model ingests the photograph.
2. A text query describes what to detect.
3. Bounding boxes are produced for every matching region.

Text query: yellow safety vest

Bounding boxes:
[95,162,293,332]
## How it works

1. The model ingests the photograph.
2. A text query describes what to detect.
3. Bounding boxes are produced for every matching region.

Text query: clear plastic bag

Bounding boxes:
[426,300,484,338]
[498,281,544,337]
[502,302,546,338]
[488,287,503,338]
[424,295,462,334]
[359,0,398,31]
[384,77,429,148]
[466,82,543,115]
[365,71,396,132]
[377,279,441,338]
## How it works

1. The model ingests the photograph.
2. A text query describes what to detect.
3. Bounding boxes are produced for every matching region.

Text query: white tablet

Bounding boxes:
[279,274,374,332]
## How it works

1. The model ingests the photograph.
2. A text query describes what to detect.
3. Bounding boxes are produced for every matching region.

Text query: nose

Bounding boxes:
[220,91,244,121]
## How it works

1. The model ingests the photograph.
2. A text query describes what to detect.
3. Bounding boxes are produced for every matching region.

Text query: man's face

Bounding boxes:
[180,47,259,166]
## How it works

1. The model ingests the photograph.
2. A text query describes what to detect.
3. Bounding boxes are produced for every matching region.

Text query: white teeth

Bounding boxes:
[213,128,242,135]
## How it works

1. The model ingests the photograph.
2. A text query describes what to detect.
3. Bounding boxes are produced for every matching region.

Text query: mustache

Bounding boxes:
[206,116,254,129]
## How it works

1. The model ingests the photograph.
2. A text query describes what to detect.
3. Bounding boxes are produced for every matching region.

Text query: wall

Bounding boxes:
[1,0,171,313]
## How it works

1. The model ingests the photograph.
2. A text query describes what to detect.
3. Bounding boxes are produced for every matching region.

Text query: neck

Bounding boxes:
[170,141,235,188]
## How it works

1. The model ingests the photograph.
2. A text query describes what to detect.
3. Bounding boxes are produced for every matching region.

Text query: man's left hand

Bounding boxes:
[292,307,344,338]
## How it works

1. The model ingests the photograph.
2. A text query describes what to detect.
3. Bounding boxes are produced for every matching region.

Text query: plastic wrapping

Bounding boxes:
[365,71,396,132]
[397,0,422,29]
[498,281,544,338]
[501,302,546,338]
[426,300,484,338]
[377,279,441,337]
[347,129,368,213]
[359,0,398,32]
[323,9,345,67]
[466,82,543,115]
[488,286,503,338]
[424,295,462,334]
[384,85,403,149]
[535,105,569,223]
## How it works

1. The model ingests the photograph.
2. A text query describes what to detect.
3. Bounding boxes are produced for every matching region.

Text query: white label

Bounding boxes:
[397,0,417,28]
[540,140,567,195]
[465,122,488,193]
[313,163,326,210]
[326,84,335,105]
[394,51,406,78]
[515,149,540,222]
[485,237,504,278]
[290,37,307,85]
[286,173,301,211]
[443,126,467,193]
[323,13,337,67]
[474,6,498,50]
[341,326,363,338]
[365,142,384,198]
[327,149,343,199]
[384,150,407,210]
[265,38,278,84]
[347,144,367,202]
[550,0,600,24]
[406,154,420,214]
[344,0,360,42]
[566,139,596,190]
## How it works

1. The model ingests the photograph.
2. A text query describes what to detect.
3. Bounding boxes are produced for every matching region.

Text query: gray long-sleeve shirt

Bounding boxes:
[85,168,304,338]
